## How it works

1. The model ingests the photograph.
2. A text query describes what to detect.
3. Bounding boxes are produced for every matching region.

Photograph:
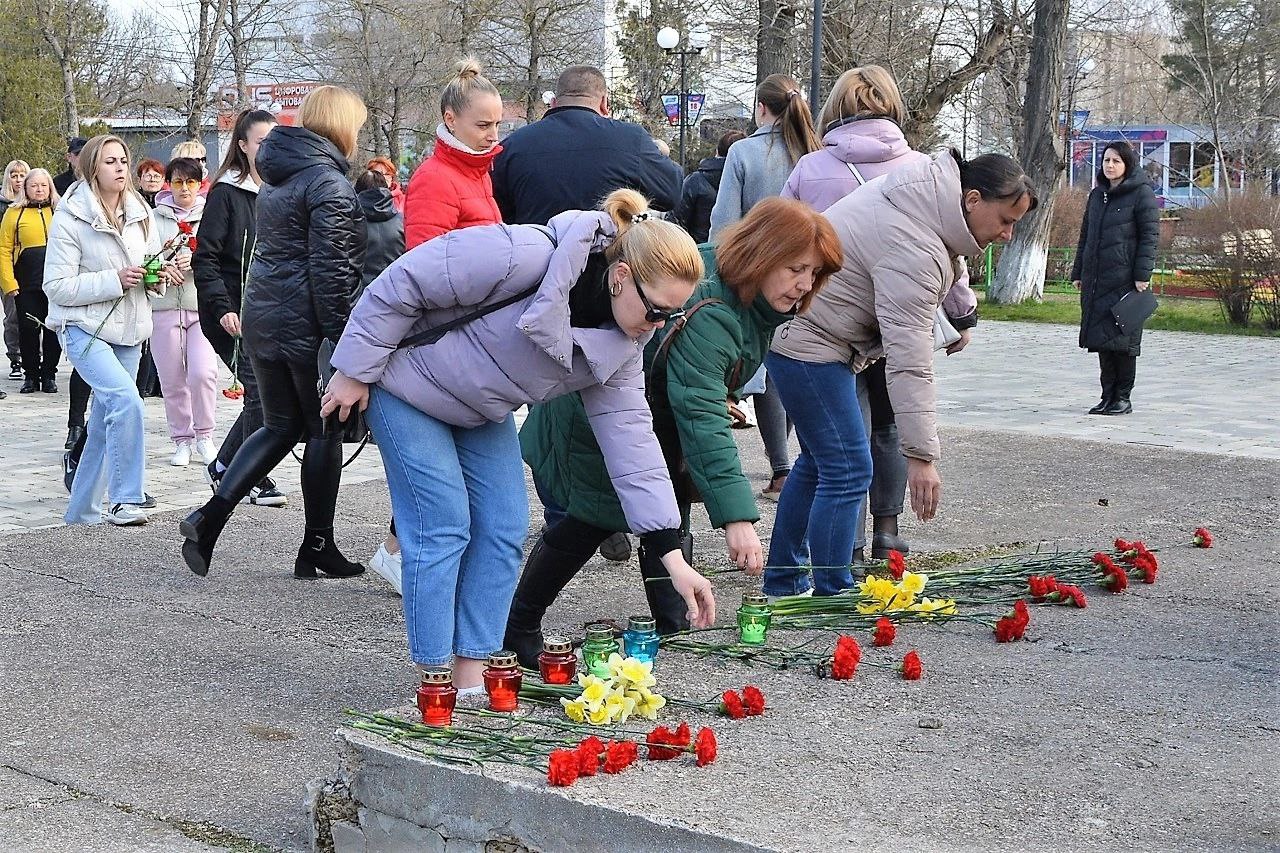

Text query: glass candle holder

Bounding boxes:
[737,593,772,645]
[622,615,659,664]
[483,650,522,712]
[416,667,457,727]
[142,255,163,287]
[538,636,577,685]
[581,623,620,679]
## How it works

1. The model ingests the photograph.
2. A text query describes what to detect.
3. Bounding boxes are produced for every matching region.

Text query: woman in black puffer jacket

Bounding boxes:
[1071,140,1159,416]
[181,85,370,580]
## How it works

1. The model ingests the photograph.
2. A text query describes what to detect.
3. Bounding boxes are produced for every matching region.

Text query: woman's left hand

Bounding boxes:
[175,253,192,273]
[944,328,972,356]
[1135,281,1150,292]
[163,262,183,285]
[319,370,369,423]
[724,520,763,575]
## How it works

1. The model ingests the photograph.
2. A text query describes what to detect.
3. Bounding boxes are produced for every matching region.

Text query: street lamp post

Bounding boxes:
[657,24,710,169]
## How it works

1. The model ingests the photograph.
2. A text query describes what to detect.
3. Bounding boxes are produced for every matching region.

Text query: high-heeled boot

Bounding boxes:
[295,528,365,578]
[180,495,236,576]
[504,534,594,669]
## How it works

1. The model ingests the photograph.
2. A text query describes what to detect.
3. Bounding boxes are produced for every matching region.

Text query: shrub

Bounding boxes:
[1179,190,1280,327]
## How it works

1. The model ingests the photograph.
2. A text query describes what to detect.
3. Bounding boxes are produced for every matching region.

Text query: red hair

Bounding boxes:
[136,158,165,178]
[714,198,842,312]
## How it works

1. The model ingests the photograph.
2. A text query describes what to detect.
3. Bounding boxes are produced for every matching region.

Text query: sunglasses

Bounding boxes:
[171,178,201,188]
[633,278,684,324]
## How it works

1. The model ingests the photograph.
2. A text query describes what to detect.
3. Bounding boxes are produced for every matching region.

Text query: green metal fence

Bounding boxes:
[974,245,1185,295]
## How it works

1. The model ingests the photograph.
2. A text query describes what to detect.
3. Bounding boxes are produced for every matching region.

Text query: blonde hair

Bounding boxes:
[170,139,206,160]
[4,161,30,197]
[77,135,149,236]
[819,65,908,131]
[440,57,501,118]
[298,85,368,159]
[601,189,704,286]
[13,168,59,210]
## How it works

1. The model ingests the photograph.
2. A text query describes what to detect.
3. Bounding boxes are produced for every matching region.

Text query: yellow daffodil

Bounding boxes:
[856,600,884,615]
[858,575,897,603]
[560,698,586,723]
[900,571,928,595]
[632,685,667,720]
[616,656,656,689]
[587,703,611,726]
[578,674,609,708]
[605,691,636,723]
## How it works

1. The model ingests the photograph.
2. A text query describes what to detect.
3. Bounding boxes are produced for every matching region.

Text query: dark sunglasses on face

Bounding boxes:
[633,278,684,324]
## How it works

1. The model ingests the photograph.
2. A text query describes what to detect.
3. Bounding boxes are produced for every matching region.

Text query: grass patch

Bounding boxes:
[978,292,1279,337]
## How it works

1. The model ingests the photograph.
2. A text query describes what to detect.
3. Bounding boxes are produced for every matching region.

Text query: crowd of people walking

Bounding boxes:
[3,56,1175,699]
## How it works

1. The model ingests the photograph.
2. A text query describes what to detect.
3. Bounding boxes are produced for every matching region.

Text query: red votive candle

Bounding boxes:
[416,668,457,727]
[538,636,577,685]
[483,650,523,712]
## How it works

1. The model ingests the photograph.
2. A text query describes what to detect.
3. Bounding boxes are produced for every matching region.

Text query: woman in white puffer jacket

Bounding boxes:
[44,135,177,526]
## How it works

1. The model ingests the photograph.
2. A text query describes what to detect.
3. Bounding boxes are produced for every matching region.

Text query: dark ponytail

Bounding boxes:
[212,108,278,185]
[950,149,1038,209]
[756,74,821,166]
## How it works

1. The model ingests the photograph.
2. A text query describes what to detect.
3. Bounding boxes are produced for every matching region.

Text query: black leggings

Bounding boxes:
[215,355,343,529]
[210,332,264,469]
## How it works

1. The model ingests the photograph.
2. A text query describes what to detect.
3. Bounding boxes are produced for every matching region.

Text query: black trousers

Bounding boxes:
[215,355,341,530]
[210,333,264,469]
[68,370,90,428]
[1098,351,1138,402]
[14,289,60,381]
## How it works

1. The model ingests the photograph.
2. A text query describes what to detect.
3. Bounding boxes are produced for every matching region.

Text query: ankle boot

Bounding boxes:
[504,534,592,669]
[1102,397,1132,415]
[871,531,911,560]
[295,528,365,578]
[638,543,690,635]
[180,495,235,576]
[1088,396,1112,415]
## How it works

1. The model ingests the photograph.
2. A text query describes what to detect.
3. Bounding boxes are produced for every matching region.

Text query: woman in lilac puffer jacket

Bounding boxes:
[319,189,716,695]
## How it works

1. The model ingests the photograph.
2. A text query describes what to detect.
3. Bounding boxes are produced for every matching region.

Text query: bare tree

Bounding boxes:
[181,0,232,138]
[988,0,1070,303]
[34,0,109,135]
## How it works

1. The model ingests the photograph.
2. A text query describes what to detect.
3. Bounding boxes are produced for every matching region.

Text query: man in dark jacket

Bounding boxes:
[52,137,85,197]
[492,66,684,225]
[674,130,745,243]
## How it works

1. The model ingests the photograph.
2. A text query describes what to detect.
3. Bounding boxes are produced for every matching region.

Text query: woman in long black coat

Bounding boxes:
[1071,140,1160,415]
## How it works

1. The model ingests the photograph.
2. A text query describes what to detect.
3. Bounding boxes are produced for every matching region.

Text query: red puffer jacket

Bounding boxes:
[404,135,503,249]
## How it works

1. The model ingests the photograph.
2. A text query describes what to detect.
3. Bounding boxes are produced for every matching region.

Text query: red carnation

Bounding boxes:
[576,736,604,777]
[1028,574,1058,599]
[1114,537,1135,553]
[645,726,682,761]
[222,386,244,400]
[742,685,766,716]
[177,220,194,234]
[1193,527,1213,548]
[603,740,638,774]
[830,635,861,680]
[873,617,896,647]
[720,690,746,719]
[673,722,691,746]
[1057,583,1088,608]
[901,650,923,680]
[187,236,199,252]
[886,550,906,580]
[694,727,718,767]
[994,616,1019,643]
[547,749,579,786]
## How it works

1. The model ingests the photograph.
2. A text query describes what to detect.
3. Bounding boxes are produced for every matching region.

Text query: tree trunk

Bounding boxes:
[36,0,81,136]
[756,0,796,85]
[988,0,1069,305]
[186,0,230,139]
[228,0,248,106]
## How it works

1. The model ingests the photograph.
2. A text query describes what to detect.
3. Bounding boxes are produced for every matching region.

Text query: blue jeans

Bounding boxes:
[367,387,530,666]
[60,325,146,524]
[763,353,872,596]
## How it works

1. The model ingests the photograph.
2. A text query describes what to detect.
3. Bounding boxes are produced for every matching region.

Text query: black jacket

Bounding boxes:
[356,186,404,300]
[193,173,260,358]
[242,126,366,365]
[492,105,683,225]
[674,156,725,244]
[53,169,76,197]
[1071,170,1160,354]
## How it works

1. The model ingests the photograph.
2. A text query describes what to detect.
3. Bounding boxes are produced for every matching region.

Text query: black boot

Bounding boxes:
[638,542,690,635]
[180,495,235,577]
[504,534,593,669]
[1102,397,1132,415]
[871,531,911,560]
[1088,396,1112,415]
[19,379,37,394]
[295,528,365,578]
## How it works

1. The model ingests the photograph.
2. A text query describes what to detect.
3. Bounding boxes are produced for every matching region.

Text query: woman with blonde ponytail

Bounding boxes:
[403,58,505,248]
[320,190,716,696]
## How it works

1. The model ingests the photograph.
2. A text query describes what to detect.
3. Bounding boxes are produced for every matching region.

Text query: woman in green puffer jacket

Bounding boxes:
[510,197,842,664]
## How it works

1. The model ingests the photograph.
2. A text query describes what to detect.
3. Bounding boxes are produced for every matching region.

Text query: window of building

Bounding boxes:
[1193,142,1217,189]
[1168,142,1191,189]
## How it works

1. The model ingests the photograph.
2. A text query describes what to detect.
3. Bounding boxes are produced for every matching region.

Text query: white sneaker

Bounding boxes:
[193,437,217,464]
[170,442,192,467]
[370,543,403,595]
[105,503,149,526]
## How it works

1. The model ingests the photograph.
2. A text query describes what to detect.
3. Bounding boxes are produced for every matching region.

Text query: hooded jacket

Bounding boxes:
[193,170,260,352]
[772,151,982,463]
[1071,169,1159,355]
[331,210,680,534]
[708,124,797,239]
[357,186,405,299]
[242,126,367,365]
[151,193,205,312]
[674,156,726,244]
[403,126,502,249]
[43,183,164,346]
[0,203,55,296]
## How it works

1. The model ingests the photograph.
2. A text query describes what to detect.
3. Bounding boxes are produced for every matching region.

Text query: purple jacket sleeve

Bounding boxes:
[578,354,681,533]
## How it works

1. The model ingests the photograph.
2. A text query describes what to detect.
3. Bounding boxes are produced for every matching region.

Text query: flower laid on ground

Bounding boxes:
[900,650,923,680]
[742,685,766,716]
[550,736,642,786]
[1054,583,1088,608]
[645,723,717,767]
[886,549,906,580]
[873,617,896,647]
[1093,552,1129,593]
[830,635,862,679]
[1028,574,1058,599]
[721,685,766,718]
[994,600,1030,642]
[602,740,639,774]
[1193,527,1214,548]
[695,727,718,766]
[547,749,579,786]
[560,655,666,726]
[1116,540,1160,584]
[855,571,953,615]
[576,735,604,777]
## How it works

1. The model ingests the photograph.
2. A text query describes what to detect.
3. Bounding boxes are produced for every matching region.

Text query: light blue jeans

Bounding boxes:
[366,387,530,666]
[60,325,146,523]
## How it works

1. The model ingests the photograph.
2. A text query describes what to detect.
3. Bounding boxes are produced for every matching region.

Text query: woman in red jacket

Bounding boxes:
[403,58,504,249]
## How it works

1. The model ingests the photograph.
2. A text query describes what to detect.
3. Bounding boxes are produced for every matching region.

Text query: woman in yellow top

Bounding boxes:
[0,169,62,392]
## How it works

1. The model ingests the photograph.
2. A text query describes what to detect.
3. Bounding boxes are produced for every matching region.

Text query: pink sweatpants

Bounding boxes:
[150,309,219,443]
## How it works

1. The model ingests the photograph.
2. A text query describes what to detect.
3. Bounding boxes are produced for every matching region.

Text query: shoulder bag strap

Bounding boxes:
[846,162,868,186]
[646,297,724,401]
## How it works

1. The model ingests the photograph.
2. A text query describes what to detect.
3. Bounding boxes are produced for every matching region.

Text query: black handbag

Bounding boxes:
[1111,288,1158,336]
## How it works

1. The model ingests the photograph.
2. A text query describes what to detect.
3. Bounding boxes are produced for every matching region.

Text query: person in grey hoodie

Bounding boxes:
[318,190,716,696]
[782,65,979,564]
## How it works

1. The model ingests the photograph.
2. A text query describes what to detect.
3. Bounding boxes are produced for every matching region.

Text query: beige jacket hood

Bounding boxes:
[772,150,981,462]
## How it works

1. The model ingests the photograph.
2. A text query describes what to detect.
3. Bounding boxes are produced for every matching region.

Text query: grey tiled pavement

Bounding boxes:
[0,320,1274,532]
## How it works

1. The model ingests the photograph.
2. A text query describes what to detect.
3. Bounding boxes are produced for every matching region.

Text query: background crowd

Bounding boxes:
[2,56,1161,697]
